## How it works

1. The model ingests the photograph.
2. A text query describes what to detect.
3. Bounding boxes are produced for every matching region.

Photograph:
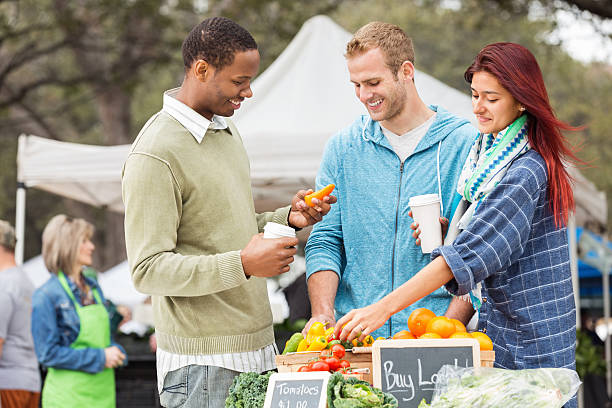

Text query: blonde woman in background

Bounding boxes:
[31,215,127,407]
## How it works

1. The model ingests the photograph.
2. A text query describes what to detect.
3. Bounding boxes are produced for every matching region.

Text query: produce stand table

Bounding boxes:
[276,347,495,385]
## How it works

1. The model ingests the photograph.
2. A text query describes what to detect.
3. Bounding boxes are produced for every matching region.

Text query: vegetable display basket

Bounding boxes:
[275,348,495,385]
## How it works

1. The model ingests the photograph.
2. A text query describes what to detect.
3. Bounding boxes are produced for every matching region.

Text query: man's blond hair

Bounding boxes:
[345,21,415,75]
[42,214,94,275]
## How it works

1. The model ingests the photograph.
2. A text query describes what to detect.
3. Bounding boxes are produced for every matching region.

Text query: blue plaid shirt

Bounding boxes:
[433,150,577,407]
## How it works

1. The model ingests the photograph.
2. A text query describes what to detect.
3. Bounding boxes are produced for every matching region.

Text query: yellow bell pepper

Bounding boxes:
[296,338,308,352]
[306,336,328,351]
[351,338,364,348]
[306,322,326,345]
[363,335,374,346]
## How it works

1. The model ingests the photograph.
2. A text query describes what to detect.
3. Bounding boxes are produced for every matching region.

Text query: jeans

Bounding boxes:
[159,365,240,408]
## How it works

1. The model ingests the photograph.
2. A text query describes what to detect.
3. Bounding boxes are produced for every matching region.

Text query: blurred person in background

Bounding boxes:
[0,220,41,408]
[31,215,127,407]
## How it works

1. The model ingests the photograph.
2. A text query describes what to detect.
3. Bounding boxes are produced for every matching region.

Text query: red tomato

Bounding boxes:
[338,360,350,370]
[297,365,311,372]
[319,350,331,359]
[330,344,346,359]
[310,361,330,372]
[322,356,340,371]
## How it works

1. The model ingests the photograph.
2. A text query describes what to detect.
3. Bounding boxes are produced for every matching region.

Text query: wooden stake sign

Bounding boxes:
[372,339,480,407]
[263,371,330,408]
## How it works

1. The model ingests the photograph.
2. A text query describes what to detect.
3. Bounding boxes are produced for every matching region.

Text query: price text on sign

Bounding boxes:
[264,372,330,408]
[372,339,480,408]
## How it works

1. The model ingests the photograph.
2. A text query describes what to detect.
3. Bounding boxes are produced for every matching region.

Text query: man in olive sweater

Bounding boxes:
[122,17,335,407]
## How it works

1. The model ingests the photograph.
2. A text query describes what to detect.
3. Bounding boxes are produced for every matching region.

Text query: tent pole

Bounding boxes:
[15,183,26,265]
[568,215,584,408]
[569,215,580,329]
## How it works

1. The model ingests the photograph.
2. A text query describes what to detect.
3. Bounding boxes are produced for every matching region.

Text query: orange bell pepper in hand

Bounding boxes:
[304,184,335,207]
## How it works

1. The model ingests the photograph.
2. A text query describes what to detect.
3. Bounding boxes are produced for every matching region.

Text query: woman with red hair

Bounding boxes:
[335,42,578,406]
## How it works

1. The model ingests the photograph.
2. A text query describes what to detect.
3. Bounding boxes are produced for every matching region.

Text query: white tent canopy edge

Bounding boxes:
[15,134,131,263]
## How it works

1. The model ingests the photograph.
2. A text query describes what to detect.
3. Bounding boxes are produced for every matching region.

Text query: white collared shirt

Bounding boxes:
[162,88,229,143]
[156,88,277,392]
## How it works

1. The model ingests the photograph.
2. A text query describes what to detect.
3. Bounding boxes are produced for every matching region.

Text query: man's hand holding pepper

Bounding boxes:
[288,189,337,229]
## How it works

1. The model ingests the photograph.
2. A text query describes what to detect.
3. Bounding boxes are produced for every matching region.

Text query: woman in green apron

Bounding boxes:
[31,215,127,407]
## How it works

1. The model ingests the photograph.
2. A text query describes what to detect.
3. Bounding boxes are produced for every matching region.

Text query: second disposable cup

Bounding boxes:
[409,194,442,253]
[263,222,297,239]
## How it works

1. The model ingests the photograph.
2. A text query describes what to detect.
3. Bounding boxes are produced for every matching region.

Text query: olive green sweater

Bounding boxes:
[122,111,290,355]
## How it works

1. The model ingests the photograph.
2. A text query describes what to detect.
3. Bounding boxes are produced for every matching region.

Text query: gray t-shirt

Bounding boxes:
[0,266,41,391]
[381,113,436,163]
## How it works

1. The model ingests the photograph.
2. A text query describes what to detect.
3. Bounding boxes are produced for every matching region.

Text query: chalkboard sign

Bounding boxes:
[372,339,480,408]
[264,372,330,408]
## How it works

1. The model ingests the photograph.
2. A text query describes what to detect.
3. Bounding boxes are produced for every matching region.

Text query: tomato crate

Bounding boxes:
[275,350,373,384]
[275,348,495,385]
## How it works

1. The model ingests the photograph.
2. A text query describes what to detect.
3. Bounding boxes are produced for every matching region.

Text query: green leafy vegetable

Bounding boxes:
[327,372,398,408]
[225,371,273,408]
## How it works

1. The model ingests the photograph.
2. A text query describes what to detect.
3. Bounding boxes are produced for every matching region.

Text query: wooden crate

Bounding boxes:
[276,350,373,384]
[275,348,495,384]
[480,350,495,367]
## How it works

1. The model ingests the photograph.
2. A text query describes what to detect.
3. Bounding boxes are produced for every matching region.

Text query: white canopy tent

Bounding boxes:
[15,135,130,263]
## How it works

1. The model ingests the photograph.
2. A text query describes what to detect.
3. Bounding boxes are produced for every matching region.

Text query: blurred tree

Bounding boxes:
[489,0,612,19]
[0,0,198,267]
[206,0,345,69]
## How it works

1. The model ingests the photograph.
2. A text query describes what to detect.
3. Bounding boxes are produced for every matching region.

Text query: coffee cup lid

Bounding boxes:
[263,222,296,238]
[408,194,441,207]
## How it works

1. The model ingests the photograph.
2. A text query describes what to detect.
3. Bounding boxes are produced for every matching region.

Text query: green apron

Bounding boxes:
[42,271,115,408]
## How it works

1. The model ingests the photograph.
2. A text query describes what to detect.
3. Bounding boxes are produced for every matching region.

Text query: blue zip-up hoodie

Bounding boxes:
[305,106,477,338]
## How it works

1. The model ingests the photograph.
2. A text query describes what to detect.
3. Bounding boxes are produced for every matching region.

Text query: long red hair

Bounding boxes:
[464,42,580,227]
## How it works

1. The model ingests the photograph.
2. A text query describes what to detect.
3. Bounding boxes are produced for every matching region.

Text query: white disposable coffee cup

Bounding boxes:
[409,194,442,253]
[263,222,296,239]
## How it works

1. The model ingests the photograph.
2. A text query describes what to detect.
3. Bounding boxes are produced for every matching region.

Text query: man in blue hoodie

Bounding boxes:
[305,22,477,339]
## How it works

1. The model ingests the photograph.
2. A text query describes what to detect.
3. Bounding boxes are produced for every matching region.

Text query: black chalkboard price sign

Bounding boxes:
[264,372,330,408]
[372,338,480,408]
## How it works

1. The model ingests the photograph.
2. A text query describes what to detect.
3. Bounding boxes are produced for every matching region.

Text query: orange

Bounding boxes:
[425,316,456,338]
[407,308,436,337]
[449,318,467,332]
[419,332,442,339]
[449,332,473,339]
[392,330,415,340]
[470,332,494,351]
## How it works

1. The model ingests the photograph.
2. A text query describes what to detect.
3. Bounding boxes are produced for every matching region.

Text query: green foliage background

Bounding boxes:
[0,0,610,267]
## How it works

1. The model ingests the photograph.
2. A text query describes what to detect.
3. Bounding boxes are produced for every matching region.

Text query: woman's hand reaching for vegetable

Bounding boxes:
[334,301,391,343]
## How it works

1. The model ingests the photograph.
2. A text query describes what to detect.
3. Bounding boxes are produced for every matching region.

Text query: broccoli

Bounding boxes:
[225,371,273,408]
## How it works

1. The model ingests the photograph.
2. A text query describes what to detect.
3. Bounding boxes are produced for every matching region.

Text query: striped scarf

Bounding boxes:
[456,114,530,229]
